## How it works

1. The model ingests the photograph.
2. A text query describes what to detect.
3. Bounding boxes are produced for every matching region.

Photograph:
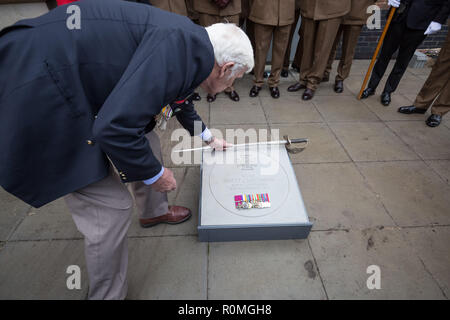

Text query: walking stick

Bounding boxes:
[357,7,397,100]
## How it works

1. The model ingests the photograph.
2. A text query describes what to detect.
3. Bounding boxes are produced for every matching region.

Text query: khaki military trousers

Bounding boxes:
[253,23,292,87]
[299,17,342,90]
[325,24,363,81]
[414,31,450,117]
[198,13,240,92]
[64,131,168,300]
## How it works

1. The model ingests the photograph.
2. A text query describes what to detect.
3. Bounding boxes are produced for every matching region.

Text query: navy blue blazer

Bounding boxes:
[0,0,214,207]
[398,0,450,30]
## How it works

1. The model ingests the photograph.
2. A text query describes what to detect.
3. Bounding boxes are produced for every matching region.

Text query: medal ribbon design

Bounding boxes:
[234,193,271,209]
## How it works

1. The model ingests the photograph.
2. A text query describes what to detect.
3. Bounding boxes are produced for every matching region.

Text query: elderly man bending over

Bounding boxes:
[0,0,253,299]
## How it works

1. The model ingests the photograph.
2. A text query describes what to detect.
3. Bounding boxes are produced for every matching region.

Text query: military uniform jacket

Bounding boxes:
[0,0,214,207]
[193,0,241,16]
[300,0,351,21]
[249,0,295,26]
[343,0,377,25]
[150,0,188,16]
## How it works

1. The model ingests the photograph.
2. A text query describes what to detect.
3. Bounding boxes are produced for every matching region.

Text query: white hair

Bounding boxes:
[205,23,254,77]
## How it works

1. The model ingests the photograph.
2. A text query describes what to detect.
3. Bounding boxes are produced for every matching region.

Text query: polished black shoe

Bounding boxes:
[291,63,300,73]
[426,114,442,127]
[249,85,262,97]
[263,71,269,78]
[397,105,427,114]
[287,82,306,92]
[334,80,344,93]
[192,92,201,101]
[322,74,330,83]
[381,91,391,106]
[207,94,217,102]
[225,90,240,102]
[281,69,289,78]
[360,87,375,99]
[270,86,280,99]
[302,88,315,100]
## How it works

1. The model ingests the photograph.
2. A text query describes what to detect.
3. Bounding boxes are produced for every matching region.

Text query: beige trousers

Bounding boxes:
[64,131,168,300]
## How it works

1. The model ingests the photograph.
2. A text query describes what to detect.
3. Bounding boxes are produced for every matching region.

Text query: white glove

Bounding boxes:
[388,0,401,7]
[207,137,233,151]
[424,21,442,35]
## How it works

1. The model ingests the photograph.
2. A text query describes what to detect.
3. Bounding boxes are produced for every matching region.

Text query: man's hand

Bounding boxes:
[152,168,177,193]
[388,0,400,7]
[207,136,233,151]
[424,21,442,35]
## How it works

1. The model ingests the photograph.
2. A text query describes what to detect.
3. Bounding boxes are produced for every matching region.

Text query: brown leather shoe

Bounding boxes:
[139,206,192,228]
[287,82,306,92]
[302,88,315,100]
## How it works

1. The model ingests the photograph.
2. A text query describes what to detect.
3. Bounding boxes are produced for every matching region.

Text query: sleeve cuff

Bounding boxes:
[143,167,164,185]
[199,127,212,142]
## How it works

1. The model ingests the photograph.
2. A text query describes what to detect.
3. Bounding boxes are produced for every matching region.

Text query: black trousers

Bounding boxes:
[368,18,426,93]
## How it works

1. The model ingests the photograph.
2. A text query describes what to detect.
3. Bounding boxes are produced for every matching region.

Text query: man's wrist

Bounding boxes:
[143,167,165,185]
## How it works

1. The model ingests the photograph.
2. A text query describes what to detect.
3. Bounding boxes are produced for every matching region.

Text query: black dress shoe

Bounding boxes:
[334,80,344,93]
[397,105,427,114]
[281,69,289,78]
[263,71,269,78]
[270,86,280,99]
[249,85,261,97]
[192,92,201,101]
[225,90,240,102]
[287,82,306,92]
[207,94,217,102]
[381,91,391,106]
[360,87,375,99]
[291,63,300,73]
[302,88,315,100]
[322,75,330,82]
[426,114,442,127]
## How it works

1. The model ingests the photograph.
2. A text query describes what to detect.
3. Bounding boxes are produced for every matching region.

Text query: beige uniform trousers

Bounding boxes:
[64,131,168,300]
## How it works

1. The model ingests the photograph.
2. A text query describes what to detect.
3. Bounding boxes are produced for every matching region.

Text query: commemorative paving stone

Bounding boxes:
[198,144,312,242]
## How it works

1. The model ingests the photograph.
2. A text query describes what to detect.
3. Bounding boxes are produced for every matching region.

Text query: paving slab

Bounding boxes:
[293,163,395,230]
[403,226,450,298]
[0,2,48,30]
[270,123,350,163]
[210,97,267,125]
[425,160,450,184]
[0,188,30,241]
[357,161,450,227]
[10,198,81,241]
[0,239,88,299]
[309,229,446,299]
[396,77,427,95]
[313,96,379,122]
[128,167,199,237]
[329,122,419,161]
[361,93,430,121]
[385,121,450,160]
[126,236,207,299]
[260,96,323,124]
[208,239,327,299]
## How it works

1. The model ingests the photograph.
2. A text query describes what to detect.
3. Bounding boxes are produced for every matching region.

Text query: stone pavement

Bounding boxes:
[1,60,449,300]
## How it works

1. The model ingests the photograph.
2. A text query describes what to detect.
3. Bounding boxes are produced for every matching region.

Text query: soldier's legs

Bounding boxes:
[383,27,426,93]
[253,23,274,87]
[304,17,342,91]
[336,25,362,81]
[414,31,450,112]
[129,131,169,219]
[268,24,292,87]
[430,79,450,116]
[64,165,134,300]
[324,25,343,80]
[299,17,317,85]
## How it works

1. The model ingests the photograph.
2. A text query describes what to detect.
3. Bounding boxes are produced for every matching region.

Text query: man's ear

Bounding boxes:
[219,62,235,78]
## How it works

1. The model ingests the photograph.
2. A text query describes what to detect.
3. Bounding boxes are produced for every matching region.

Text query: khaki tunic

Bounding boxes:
[300,0,351,21]
[249,0,295,26]
[343,0,377,25]
[193,0,241,16]
[150,0,188,16]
